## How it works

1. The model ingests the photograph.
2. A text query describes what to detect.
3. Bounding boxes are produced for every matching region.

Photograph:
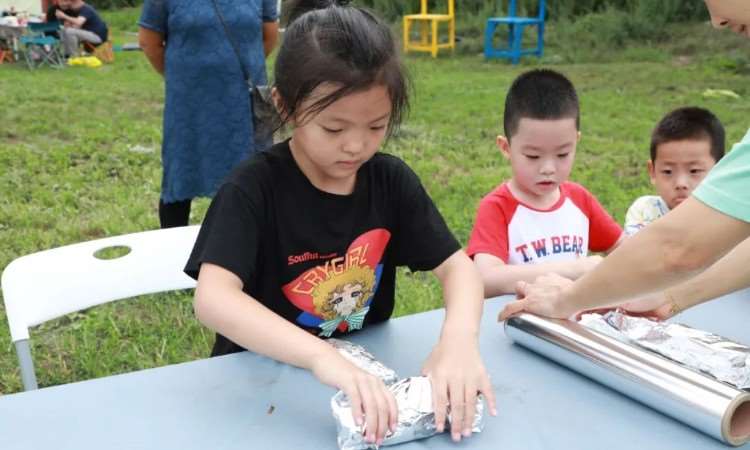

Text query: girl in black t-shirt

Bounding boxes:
[185,0,497,445]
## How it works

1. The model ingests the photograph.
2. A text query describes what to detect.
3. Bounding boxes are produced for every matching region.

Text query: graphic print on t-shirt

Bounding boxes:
[282,229,391,337]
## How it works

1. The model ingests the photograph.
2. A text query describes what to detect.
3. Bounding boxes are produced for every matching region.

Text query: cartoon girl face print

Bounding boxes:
[312,265,375,321]
[329,282,365,317]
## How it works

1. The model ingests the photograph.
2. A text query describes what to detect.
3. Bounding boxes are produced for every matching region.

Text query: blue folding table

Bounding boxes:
[1,291,748,449]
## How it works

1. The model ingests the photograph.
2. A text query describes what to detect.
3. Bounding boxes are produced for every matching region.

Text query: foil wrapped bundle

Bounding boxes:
[331,376,485,450]
[327,339,399,386]
[579,311,750,389]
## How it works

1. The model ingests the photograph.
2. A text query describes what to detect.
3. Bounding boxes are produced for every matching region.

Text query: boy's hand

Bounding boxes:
[310,350,397,446]
[421,335,497,442]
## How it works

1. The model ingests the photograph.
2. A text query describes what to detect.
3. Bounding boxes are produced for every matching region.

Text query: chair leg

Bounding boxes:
[511,24,524,65]
[420,21,428,46]
[23,46,36,70]
[15,340,38,391]
[449,18,455,51]
[431,19,438,57]
[403,17,409,53]
[537,22,545,58]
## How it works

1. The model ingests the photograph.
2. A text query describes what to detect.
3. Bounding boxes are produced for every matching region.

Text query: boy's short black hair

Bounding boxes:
[650,107,725,163]
[503,69,580,140]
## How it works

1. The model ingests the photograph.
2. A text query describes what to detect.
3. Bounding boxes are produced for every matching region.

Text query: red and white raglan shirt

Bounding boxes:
[467,182,622,264]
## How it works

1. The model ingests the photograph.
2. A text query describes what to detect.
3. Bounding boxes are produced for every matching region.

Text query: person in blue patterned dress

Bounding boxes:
[137,0,279,228]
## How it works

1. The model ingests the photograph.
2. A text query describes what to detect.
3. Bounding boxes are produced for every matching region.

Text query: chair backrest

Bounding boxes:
[26,21,61,35]
[1,225,200,390]
[417,0,454,17]
[506,0,545,20]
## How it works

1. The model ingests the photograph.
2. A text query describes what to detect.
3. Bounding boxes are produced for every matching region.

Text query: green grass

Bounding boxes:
[2,12,750,394]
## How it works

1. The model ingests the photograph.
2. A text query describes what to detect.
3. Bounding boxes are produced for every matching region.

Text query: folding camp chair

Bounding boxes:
[20,22,65,69]
[1,226,200,391]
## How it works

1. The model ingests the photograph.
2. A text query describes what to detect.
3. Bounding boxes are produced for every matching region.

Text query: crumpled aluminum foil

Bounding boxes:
[579,311,750,389]
[327,339,399,386]
[331,376,485,450]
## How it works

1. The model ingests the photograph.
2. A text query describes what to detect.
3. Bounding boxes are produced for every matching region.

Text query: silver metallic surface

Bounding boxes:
[505,313,750,446]
[579,311,750,389]
[331,376,484,449]
[328,338,399,385]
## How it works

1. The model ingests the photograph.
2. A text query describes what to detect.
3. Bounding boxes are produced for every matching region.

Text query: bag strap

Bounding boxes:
[210,0,253,88]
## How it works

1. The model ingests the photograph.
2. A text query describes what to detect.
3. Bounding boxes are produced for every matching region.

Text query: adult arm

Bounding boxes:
[194,263,397,445]
[138,26,165,75]
[56,9,85,28]
[500,196,750,319]
[262,21,278,57]
[422,250,497,442]
[474,252,601,297]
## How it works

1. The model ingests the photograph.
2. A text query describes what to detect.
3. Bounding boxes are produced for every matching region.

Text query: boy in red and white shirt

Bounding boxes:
[467,69,624,297]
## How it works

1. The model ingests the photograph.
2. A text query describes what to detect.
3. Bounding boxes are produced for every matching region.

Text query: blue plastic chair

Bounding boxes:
[484,0,546,64]
[19,22,65,70]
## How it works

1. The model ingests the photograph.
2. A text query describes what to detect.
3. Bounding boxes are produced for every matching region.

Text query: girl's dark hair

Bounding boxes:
[274,0,409,135]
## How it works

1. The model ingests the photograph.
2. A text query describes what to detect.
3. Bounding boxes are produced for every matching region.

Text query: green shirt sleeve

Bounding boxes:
[692,128,750,223]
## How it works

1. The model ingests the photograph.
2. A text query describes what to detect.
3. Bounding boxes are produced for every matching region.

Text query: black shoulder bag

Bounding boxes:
[211,0,278,147]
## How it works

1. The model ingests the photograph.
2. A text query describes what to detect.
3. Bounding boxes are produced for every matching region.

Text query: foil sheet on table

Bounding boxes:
[331,376,485,450]
[579,311,750,389]
[328,338,399,386]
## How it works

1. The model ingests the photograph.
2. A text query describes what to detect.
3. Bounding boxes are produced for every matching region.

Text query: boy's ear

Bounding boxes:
[497,135,511,159]
[647,159,656,185]
[577,131,582,142]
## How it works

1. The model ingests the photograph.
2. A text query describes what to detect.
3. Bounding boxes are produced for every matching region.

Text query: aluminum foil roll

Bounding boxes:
[327,339,399,386]
[505,313,750,446]
[331,376,485,450]
[579,311,750,389]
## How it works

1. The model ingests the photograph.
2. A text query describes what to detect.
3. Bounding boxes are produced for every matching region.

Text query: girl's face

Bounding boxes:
[705,0,750,37]
[289,84,392,195]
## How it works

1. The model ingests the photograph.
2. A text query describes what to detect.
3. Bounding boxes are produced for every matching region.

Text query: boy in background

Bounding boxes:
[625,107,725,235]
[467,69,623,297]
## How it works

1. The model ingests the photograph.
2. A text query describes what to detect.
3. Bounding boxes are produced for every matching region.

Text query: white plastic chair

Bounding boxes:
[1,226,200,391]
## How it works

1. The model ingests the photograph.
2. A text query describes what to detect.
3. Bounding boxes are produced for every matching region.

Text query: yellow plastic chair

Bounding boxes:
[403,0,455,58]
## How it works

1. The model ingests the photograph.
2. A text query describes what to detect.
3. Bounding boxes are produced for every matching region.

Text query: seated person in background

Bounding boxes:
[467,69,624,297]
[55,0,108,57]
[624,107,725,235]
[43,0,69,38]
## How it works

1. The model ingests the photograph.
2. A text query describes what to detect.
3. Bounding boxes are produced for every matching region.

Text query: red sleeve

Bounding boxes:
[565,183,622,252]
[466,191,512,262]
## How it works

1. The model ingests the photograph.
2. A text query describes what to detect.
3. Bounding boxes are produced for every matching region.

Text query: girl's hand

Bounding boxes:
[310,350,397,446]
[498,273,577,321]
[421,335,497,442]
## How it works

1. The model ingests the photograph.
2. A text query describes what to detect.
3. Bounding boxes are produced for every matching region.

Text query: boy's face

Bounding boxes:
[499,117,579,202]
[648,139,717,210]
[705,0,750,36]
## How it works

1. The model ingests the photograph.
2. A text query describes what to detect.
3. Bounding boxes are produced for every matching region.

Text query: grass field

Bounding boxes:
[1,9,749,393]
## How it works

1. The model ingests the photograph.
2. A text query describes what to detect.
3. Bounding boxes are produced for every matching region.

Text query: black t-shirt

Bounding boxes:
[78,4,108,42]
[185,140,460,356]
